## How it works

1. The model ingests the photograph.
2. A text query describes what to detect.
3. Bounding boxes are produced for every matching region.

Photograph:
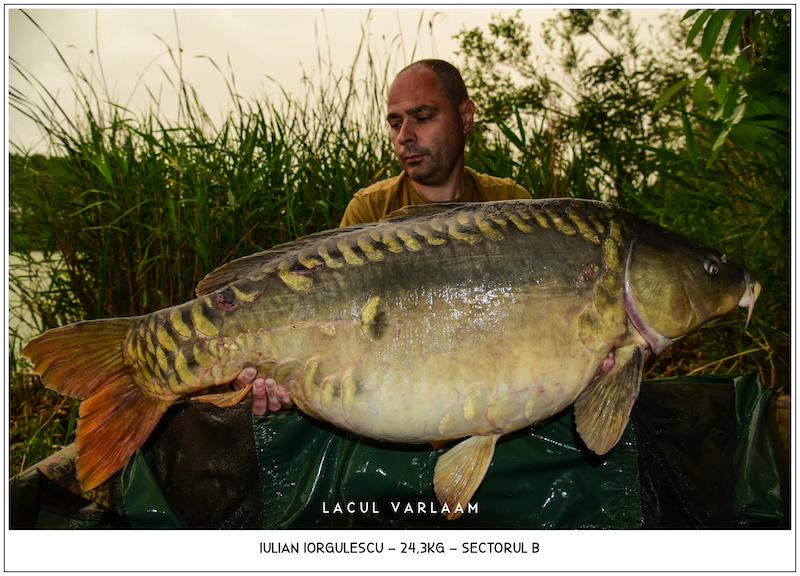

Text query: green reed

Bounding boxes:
[8,10,405,473]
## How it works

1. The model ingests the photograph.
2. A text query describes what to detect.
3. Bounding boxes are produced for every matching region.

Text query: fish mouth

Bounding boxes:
[739,275,761,329]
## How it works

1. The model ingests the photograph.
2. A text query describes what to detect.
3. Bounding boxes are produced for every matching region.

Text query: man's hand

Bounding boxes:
[234,367,294,416]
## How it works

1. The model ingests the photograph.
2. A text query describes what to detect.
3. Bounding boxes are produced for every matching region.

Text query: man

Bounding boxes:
[242,59,531,415]
[341,58,530,225]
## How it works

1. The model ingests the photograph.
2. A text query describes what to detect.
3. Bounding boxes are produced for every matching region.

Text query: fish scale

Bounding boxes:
[21,199,760,519]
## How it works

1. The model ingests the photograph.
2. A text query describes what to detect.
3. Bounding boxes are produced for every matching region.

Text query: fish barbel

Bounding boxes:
[22,199,760,519]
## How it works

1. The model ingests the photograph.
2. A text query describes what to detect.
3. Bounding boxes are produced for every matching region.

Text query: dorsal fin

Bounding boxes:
[195,248,287,296]
[195,222,378,296]
[382,202,466,222]
[195,199,541,297]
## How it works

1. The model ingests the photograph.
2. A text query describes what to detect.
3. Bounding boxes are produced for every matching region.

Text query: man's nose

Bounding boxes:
[397,121,415,144]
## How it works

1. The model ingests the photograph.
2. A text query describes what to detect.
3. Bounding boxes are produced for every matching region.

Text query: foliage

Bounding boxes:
[648,9,790,391]
[458,9,691,204]
[457,13,553,124]
[659,10,790,158]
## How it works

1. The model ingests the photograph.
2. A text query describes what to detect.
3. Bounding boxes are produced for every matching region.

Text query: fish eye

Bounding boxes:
[703,256,720,275]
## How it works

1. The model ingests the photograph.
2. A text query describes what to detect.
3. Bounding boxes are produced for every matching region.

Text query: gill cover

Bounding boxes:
[624,227,752,355]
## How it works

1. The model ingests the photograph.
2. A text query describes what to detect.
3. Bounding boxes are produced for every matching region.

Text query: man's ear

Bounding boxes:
[461,99,475,135]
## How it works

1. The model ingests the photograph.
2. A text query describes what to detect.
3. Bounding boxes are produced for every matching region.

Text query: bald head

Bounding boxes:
[395,59,469,112]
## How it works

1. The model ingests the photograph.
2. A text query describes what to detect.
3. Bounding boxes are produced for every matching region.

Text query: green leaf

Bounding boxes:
[728,101,747,127]
[497,120,525,154]
[711,101,747,158]
[88,158,114,187]
[742,70,786,93]
[700,10,734,61]
[712,125,732,155]
[735,53,752,74]
[712,69,729,104]
[761,12,777,41]
[693,77,710,114]
[723,11,751,54]
[681,109,697,164]
[721,86,742,119]
[682,9,701,21]
[686,10,713,47]
[750,11,762,42]
[654,78,690,112]
[729,122,756,150]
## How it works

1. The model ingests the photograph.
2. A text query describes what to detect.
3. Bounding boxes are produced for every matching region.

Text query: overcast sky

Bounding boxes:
[7,6,678,153]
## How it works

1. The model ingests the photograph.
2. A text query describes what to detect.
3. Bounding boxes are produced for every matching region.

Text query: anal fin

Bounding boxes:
[433,434,499,520]
[192,383,252,407]
[574,344,644,455]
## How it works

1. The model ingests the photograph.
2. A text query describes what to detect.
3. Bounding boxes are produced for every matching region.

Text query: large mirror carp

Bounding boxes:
[22,198,760,519]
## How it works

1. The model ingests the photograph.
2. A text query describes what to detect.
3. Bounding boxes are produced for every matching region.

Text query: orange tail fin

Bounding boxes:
[22,318,173,491]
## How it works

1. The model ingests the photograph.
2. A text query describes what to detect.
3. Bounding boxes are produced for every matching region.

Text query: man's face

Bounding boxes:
[386,68,473,186]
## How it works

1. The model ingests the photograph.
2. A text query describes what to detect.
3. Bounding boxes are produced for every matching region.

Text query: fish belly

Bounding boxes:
[273,288,608,444]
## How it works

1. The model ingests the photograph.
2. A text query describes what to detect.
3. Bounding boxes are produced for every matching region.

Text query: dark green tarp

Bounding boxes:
[8,373,788,529]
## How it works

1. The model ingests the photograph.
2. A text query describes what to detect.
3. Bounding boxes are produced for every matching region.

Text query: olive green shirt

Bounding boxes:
[340,167,531,227]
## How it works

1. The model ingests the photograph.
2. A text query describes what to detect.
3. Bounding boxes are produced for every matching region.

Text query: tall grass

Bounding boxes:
[9,16,404,314]
[8,10,406,473]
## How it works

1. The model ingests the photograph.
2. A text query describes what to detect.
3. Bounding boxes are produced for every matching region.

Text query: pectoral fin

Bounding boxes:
[433,434,499,520]
[192,383,252,407]
[574,345,644,455]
